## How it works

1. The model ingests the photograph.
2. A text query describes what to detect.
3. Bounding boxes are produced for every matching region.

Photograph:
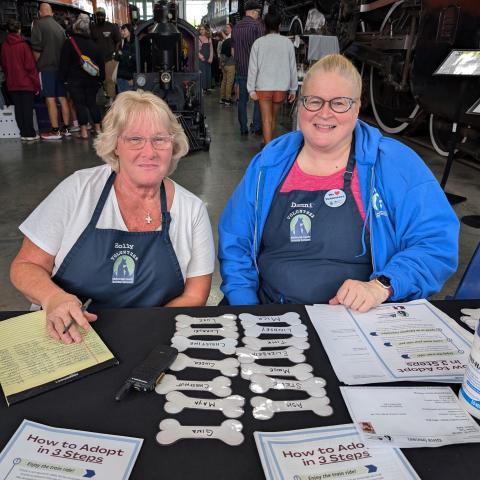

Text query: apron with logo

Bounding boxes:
[53,172,185,308]
[257,148,372,304]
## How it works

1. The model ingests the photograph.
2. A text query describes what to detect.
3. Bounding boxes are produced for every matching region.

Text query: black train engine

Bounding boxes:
[329,0,479,158]
[133,0,211,152]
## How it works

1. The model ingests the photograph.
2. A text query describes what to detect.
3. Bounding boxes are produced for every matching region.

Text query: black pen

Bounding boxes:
[63,298,92,334]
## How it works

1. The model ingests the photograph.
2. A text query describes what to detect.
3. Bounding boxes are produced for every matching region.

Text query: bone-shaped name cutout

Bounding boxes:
[236,346,306,364]
[171,336,237,355]
[156,418,244,446]
[176,326,239,339]
[239,312,301,327]
[244,324,308,338]
[175,314,237,329]
[169,353,240,377]
[241,362,313,381]
[164,391,245,418]
[155,374,232,397]
[249,374,327,397]
[242,336,310,351]
[250,396,333,420]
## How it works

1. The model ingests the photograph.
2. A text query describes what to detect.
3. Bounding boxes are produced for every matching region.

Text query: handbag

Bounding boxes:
[69,36,100,77]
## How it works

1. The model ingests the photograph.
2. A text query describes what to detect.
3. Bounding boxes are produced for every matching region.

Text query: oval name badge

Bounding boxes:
[324,189,346,208]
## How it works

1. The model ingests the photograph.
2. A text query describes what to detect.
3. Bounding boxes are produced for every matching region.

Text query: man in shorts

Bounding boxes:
[31,2,71,140]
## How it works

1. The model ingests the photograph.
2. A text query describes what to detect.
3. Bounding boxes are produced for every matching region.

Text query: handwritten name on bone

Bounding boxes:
[236,346,306,364]
[169,353,240,377]
[249,373,327,397]
[239,312,301,327]
[240,362,313,381]
[164,391,245,418]
[175,314,237,328]
[156,418,244,446]
[242,336,310,351]
[250,396,333,420]
[155,374,232,397]
[171,336,237,355]
[244,324,307,338]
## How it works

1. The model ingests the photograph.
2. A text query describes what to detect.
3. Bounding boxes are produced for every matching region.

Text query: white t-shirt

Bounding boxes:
[20,165,215,281]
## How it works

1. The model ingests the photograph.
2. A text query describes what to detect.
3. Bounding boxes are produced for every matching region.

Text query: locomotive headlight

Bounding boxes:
[136,75,146,87]
[161,72,172,84]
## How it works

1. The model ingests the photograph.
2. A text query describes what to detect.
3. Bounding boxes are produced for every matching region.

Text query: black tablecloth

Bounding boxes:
[0,301,479,479]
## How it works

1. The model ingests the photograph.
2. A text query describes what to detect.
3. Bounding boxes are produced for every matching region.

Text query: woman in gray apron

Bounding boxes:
[11,91,215,344]
[218,54,459,310]
[198,25,213,92]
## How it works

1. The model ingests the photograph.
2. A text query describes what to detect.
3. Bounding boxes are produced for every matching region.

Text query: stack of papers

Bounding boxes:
[306,301,473,385]
[341,386,480,448]
[255,424,420,480]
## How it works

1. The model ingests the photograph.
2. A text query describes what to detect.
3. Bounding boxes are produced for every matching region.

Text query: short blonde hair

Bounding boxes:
[94,90,189,174]
[302,54,362,99]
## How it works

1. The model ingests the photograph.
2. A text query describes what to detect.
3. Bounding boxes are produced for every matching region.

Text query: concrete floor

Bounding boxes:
[0,93,479,310]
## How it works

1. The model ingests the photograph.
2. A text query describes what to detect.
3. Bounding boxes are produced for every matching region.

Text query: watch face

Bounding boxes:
[377,275,391,288]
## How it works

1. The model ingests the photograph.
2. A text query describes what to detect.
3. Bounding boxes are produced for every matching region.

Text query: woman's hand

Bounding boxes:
[329,279,390,312]
[288,92,296,103]
[250,91,258,101]
[199,54,205,61]
[43,292,97,344]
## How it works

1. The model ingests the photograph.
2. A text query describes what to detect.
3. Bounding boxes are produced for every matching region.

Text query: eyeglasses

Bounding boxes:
[300,96,357,113]
[121,134,175,150]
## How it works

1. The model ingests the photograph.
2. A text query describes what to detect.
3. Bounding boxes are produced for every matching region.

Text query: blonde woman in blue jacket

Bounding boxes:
[219,54,459,311]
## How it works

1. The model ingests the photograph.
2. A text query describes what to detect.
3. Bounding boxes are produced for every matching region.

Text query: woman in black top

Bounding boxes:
[116,24,136,93]
[59,14,105,139]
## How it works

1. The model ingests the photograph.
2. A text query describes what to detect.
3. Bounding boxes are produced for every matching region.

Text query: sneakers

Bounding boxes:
[41,129,62,140]
[21,134,40,141]
[60,127,71,137]
[223,99,234,107]
[219,98,226,105]
[70,125,80,132]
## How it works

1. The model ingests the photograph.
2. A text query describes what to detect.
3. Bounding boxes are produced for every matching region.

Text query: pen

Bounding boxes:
[62,298,92,335]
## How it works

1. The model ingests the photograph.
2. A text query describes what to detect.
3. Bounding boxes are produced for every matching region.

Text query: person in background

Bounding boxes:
[11,90,215,344]
[91,7,121,106]
[248,11,297,144]
[1,19,40,141]
[116,24,136,94]
[220,23,235,106]
[231,0,264,136]
[58,14,104,140]
[31,2,71,140]
[219,54,459,310]
[198,24,213,93]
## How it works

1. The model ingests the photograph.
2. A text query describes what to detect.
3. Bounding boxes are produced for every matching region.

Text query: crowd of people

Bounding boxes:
[0,3,135,141]
[1,2,461,344]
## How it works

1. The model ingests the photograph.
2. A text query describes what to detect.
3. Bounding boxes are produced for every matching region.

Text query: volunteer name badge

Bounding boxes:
[324,189,346,207]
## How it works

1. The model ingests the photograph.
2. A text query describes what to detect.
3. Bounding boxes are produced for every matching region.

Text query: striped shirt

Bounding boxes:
[231,16,265,76]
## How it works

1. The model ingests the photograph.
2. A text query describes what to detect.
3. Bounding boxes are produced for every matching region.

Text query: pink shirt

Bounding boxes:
[280,160,366,220]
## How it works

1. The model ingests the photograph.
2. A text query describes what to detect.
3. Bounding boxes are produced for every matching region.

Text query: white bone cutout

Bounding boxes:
[156,418,244,446]
[175,314,237,329]
[242,336,310,351]
[239,312,301,327]
[241,362,313,380]
[244,324,308,338]
[236,346,306,364]
[155,374,232,397]
[251,396,333,420]
[171,336,237,355]
[169,353,240,377]
[249,373,327,397]
[164,391,245,418]
[175,326,239,339]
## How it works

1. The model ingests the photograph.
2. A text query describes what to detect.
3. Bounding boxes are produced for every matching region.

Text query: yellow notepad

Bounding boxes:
[0,311,118,406]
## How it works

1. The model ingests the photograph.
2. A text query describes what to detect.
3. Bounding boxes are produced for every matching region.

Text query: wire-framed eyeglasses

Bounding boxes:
[121,134,175,150]
[301,96,357,113]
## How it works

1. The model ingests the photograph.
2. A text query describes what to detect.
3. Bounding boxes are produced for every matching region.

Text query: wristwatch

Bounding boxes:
[374,275,393,297]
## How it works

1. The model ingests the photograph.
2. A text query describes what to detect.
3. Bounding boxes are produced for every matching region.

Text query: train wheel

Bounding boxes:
[369,66,420,134]
[368,1,420,134]
[429,114,466,157]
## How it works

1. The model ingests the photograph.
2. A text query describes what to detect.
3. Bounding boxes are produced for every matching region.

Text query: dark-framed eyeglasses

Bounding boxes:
[121,134,175,150]
[300,96,357,113]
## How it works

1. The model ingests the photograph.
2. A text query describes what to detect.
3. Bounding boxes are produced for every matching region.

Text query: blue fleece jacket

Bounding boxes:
[218,120,459,305]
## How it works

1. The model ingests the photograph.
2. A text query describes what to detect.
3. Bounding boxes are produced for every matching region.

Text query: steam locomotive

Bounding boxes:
[133,0,211,152]
[205,0,480,158]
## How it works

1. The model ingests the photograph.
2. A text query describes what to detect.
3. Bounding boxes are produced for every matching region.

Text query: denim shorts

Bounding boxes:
[40,71,66,98]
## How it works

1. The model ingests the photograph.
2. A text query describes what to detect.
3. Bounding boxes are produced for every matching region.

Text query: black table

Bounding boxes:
[0,301,479,479]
